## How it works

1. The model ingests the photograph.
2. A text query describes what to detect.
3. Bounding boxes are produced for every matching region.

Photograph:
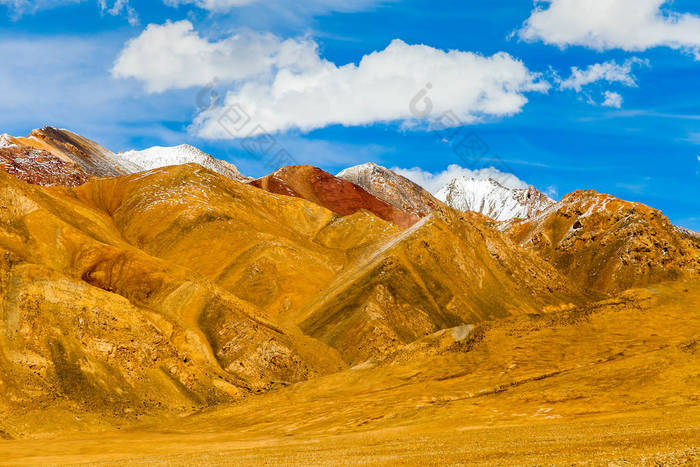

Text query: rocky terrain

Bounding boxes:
[0,127,250,186]
[506,189,700,293]
[250,165,421,229]
[1,127,139,179]
[0,128,698,465]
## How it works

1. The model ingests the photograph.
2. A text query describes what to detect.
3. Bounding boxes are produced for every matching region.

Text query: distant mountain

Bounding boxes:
[507,189,700,293]
[337,163,445,217]
[119,144,251,182]
[251,165,421,229]
[0,127,138,185]
[435,177,554,222]
[0,128,250,186]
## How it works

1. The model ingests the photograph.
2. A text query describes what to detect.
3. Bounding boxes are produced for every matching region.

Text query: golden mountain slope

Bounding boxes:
[76,164,581,365]
[1,280,697,465]
[0,168,324,433]
[298,212,584,365]
[506,189,700,293]
[0,138,697,465]
[0,163,587,434]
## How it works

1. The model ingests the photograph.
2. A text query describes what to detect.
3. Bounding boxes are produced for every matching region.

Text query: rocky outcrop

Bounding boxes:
[0,145,89,186]
[251,165,421,229]
[337,162,446,217]
[506,190,700,293]
[0,128,249,187]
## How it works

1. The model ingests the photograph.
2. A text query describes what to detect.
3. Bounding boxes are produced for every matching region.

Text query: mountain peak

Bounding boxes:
[436,176,553,222]
[251,164,420,228]
[507,189,700,293]
[337,163,445,217]
[118,144,251,182]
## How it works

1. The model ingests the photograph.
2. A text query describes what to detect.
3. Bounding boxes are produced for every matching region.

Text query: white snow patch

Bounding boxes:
[0,134,18,148]
[118,144,250,182]
[436,177,554,221]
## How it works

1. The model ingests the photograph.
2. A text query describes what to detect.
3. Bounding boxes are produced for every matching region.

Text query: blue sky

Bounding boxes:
[1,0,699,229]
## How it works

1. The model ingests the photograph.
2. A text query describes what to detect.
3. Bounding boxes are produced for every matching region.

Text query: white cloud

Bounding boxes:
[557,58,646,92]
[184,38,548,138]
[98,0,137,25]
[112,21,321,93]
[164,0,257,10]
[0,0,82,16]
[163,0,385,13]
[518,0,700,59]
[390,164,529,194]
[1,0,138,22]
[601,91,623,108]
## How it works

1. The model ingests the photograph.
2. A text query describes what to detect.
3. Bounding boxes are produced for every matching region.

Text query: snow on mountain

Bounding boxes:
[118,145,250,182]
[436,177,554,222]
[0,134,18,148]
[337,162,444,217]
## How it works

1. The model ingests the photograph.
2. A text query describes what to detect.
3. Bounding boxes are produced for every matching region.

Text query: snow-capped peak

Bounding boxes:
[436,177,554,221]
[337,162,380,177]
[0,134,17,148]
[118,145,250,182]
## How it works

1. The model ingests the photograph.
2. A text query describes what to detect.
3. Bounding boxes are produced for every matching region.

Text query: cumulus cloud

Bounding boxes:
[390,164,529,194]
[112,21,320,93]
[518,0,700,59]
[552,58,646,109]
[556,58,646,92]
[185,38,548,138]
[601,91,623,108]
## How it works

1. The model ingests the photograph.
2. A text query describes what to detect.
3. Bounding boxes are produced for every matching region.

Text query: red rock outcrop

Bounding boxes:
[0,146,89,187]
[250,165,420,228]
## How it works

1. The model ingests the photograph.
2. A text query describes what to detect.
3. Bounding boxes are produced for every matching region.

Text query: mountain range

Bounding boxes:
[0,127,698,464]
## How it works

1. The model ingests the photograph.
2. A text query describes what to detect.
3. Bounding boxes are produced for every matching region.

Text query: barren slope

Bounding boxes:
[506,189,700,293]
[75,164,581,367]
[2,127,139,178]
[2,280,696,465]
[0,169,327,433]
